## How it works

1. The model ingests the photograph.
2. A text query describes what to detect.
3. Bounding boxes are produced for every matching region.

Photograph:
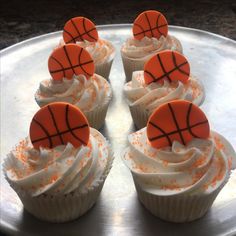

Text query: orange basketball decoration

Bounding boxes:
[133,10,168,40]
[147,100,210,149]
[63,17,98,43]
[48,44,94,80]
[144,50,190,85]
[30,102,90,149]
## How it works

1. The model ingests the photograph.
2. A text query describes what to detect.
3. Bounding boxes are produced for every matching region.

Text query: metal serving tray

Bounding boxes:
[1,24,236,236]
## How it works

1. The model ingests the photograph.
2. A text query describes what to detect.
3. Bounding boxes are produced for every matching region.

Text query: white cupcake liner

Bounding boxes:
[3,144,114,223]
[35,93,49,108]
[133,178,225,223]
[94,40,115,79]
[129,104,150,129]
[121,53,149,82]
[95,57,114,79]
[84,94,112,130]
[170,35,183,54]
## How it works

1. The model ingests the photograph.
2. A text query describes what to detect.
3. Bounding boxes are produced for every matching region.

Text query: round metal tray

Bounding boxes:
[1,24,236,236]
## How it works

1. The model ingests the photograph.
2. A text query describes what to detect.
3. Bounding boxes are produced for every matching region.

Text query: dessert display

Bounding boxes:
[3,102,113,222]
[35,43,112,130]
[124,50,205,129]
[121,10,183,81]
[59,16,116,79]
[122,100,236,222]
[2,10,236,230]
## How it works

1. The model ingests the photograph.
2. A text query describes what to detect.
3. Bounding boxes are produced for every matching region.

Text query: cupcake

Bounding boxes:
[59,16,115,79]
[122,100,236,222]
[35,44,112,130]
[3,102,114,222]
[121,10,183,81]
[124,50,205,129]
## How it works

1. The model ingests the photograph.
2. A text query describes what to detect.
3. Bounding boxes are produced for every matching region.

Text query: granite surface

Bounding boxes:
[1,0,236,50]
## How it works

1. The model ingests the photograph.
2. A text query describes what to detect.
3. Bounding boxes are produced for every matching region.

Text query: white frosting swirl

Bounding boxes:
[35,74,112,112]
[4,128,110,197]
[124,71,204,114]
[121,35,182,59]
[123,128,236,196]
[59,38,115,65]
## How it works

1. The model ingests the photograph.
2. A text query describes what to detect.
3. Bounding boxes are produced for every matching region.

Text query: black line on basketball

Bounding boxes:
[49,60,93,74]
[155,13,163,36]
[149,120,209,142]
[66,28,97,43]
[77,48,93,76]
[133,23,145,36]
[31,118,53,148]
[172,52,189,76]
[30,124,89,144]
[63,46,76,75]
[82,17,97,41]
[48,105,64,145]
[147,56,188,83]
[50,56,66,78]
[65,104,88,145]
[64,28,77,43]
[133,24,167,36]
[168,103,185,145]
[186,103,207,138]
[149,121,172,146]
[71,18,83,41]
[157,54,171,82]
[145,13,153,37]
[144,70,157,83]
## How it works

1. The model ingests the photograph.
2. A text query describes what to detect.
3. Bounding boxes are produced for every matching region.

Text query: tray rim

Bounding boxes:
[1,24,235,56]
[1,23,236,236]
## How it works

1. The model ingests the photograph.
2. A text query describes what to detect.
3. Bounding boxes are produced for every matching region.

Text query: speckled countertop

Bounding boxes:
[0,0,236,50]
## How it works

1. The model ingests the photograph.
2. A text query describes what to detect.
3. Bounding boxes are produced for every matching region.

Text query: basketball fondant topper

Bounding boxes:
[30,102,90,149]
[133,10,168,40]
[147,100,210,149]
[144,50,190,85]
[63,17,98,43]
[48,44,95,81]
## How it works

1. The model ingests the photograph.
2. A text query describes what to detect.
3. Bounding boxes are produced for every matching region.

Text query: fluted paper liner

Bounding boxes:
[95,46,115,79]
[129,104,150,129]
[84,93,112,130]
[121,53,149,82]
[3,144,114,223]
[133,177,226,223]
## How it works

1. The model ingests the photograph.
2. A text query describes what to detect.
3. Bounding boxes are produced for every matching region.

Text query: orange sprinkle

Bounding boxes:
[50,173,59,183]
[191,155,206,168]
[162,160,169,167]
[98,150,102,158]
[214,137,225,150]
[30,185,37,191]
[161,179,181,191]
[191,82,201,99]
[228,157,232,169]
[135,164,149,173]
[86,174,95,187]
[66,159,73,166]
[192,170,205,183]
[203,154,226,190]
